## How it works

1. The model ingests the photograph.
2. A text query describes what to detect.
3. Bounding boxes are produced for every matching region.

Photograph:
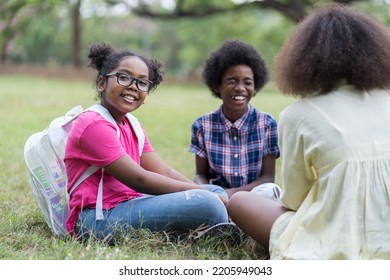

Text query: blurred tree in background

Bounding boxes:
[1,0,389,80]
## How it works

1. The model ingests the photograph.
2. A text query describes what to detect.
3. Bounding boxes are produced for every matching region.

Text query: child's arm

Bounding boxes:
[140,152,193,183]
[105,153,204,195]
[194,155,210,184]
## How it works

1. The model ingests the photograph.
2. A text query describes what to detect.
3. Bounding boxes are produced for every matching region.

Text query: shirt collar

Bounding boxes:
[218,104,253,131]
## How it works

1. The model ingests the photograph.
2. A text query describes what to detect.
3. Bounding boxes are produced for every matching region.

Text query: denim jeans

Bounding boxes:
[75,185,228,243]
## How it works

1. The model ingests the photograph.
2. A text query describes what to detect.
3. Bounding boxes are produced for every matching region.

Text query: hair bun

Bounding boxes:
[88,42,114,70]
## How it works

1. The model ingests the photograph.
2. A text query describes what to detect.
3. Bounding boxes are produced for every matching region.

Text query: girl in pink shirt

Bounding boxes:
[65,42,228,244]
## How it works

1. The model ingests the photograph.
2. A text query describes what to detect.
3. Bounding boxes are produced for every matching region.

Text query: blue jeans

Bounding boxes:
[75,185,228,244]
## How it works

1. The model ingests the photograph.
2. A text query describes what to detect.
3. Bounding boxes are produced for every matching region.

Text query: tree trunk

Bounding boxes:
[71,0,82,68]
[0,41,8,63]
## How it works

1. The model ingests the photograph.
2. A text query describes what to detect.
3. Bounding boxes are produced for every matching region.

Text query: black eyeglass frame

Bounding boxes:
[105,72,153,92]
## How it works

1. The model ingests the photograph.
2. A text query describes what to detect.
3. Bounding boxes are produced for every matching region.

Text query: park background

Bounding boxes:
[1,0,389,260]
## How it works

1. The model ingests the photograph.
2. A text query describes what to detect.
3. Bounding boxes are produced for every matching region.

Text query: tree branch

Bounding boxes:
[133,0,364,23]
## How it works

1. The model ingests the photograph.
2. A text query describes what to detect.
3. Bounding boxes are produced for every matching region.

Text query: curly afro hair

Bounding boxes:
[274,4,390,96]
[202,40,269,98]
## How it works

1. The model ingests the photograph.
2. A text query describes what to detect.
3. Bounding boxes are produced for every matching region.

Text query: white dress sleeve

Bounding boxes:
[278,101,317,211]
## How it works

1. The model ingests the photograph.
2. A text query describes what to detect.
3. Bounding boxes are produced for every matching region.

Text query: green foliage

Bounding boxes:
[8,1,295,78]
[11,13,58,63]
[145,9,293,78]
[357,0,390,23]
[0,73,295,259]
[178,0,236,10]
[5,0,387,78]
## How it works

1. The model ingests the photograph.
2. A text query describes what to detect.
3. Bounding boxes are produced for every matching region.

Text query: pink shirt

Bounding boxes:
[64,111,154,234]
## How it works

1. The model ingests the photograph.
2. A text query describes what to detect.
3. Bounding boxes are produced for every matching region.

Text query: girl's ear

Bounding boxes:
[97,76,106,92]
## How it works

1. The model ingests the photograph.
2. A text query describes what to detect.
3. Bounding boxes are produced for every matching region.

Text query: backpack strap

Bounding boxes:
[87,104,120,138]
[125,113,145,153]
[74,104,145,220]
[86,104,145,153]
[95,168,105,220]
[66,165,99,199]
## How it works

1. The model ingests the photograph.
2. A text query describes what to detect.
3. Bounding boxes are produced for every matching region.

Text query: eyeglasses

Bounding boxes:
[106,72,152,92]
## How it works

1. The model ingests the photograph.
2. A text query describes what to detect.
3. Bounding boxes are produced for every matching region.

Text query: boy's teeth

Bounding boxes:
[232,96,245,100]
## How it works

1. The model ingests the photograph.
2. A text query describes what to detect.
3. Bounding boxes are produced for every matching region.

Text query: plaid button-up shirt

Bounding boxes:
[189,105,280,189]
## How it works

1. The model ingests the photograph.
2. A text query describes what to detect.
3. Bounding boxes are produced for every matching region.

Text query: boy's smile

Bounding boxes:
[218,64,255,122]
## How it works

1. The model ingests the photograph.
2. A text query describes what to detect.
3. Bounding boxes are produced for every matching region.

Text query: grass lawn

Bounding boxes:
[0,74,296,260]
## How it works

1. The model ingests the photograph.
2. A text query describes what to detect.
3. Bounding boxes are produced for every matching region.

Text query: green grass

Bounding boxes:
[0,74,295,260]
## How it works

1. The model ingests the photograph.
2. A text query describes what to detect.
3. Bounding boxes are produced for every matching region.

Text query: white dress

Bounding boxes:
[270,85,390,259]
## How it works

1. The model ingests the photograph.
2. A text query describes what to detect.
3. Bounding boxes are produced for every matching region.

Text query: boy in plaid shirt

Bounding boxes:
[189,40,280,199]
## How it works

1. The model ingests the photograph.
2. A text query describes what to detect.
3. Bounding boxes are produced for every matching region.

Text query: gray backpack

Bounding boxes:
[23,104,144,236]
